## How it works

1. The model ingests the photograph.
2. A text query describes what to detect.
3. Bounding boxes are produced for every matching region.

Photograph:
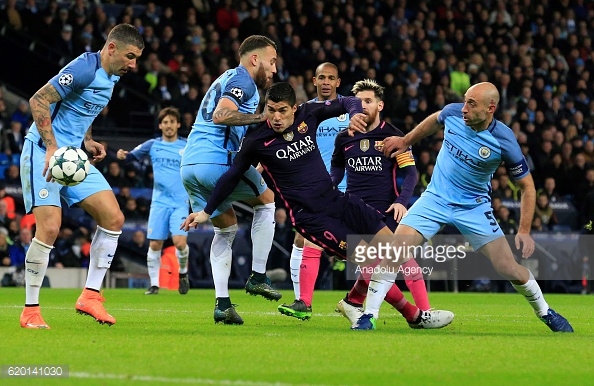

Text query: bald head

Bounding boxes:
[315,62,338,77]
[467,82,500,108]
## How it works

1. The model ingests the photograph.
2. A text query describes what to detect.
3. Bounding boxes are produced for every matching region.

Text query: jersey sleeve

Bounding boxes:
[221,72,257,108]
[497,127,530,180]
[330,132,346,186]
[48,55,96,100]
[437,103,464,124]
[128,139,154,162]
[204,133,258,215]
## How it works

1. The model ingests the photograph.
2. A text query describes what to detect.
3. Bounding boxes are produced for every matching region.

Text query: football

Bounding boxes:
[48,146,90,187]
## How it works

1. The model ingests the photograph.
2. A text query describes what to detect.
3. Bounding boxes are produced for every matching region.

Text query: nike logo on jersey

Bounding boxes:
[92,90,102,94]
[264,139,276,147]
[345,145,355,151]
[447,128,457,135]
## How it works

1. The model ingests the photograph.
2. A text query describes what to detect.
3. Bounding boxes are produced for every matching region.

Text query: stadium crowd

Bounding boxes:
[1,0,594,276]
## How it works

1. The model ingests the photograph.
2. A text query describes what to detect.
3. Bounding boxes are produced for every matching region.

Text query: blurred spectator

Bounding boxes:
[104,161,126,187]
[4,165,20,186]
[8,227,32,267]
[538,177,562,203]
[0,200,9,228]
[0,0,23,31]
[534,192,558,231]
[11,100,31,131]
[215,0,239,35]
[496,206,518,235]
[0,182,16,220]
[5,120,25,155]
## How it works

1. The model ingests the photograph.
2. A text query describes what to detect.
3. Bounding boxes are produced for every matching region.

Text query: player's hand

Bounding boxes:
[116,149,128,160]
[43,146,59,182]
[180,211,211,231]
[386,203,407,223]
[85,139,106,162]
[347,113,367,136]
[515,232,535,258]
[383,136,408,158]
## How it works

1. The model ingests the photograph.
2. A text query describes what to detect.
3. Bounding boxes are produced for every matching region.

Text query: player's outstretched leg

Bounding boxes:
[76,288,116,325]
[245,271,282,301]
[278,299,312,320]
[20,305,50,329]
[213,298,244,325]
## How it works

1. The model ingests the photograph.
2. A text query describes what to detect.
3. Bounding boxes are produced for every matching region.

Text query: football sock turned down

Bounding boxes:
[290,245,303,300]
[511,271,549,317]
[147,248,161,287]
[299,246,321,307]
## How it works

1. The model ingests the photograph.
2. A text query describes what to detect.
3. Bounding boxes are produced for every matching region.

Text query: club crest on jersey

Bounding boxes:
[337,114,348,122]
[339,240,347,250]
[360,139,370,152]
[283,131,294,141]
[297,122,308,134]
[58,73,73,86]
[179,149,184,156]
[478,146,491,159]
[374,140,384,151]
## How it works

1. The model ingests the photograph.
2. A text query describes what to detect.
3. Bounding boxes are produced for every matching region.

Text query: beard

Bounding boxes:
[254,63,269,89]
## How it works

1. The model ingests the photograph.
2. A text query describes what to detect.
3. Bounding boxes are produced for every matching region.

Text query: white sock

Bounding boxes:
[25,238,53,305]
[177,244,190,275]
[211,225,237,298]
[250,203,275,273]
[290,244,303,300]
[147,248,161,287]
[511,271,549,317]
[86,226,121,291]
[364,270,397,319]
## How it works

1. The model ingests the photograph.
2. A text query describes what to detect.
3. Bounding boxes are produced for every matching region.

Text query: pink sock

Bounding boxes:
[347,273,369,306]
[393,297,420,322]
[402,259,431,310]
[299,246,321,307]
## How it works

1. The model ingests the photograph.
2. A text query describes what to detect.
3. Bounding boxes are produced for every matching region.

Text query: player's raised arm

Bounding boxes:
[383,111,443,158]
[29,83,62,179]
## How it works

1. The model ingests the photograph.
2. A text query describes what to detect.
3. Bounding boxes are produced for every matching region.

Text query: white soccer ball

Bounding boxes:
[48,146,90,187]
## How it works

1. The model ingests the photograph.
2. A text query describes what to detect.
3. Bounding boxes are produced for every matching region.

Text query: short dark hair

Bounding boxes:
[351,79,385,100]
[107,23,144,49]
[158,107,180,124]
[265,82,296,106]
[238,35,276,57]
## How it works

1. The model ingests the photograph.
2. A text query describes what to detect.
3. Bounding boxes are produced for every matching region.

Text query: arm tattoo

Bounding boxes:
[30,83,62,149]
[213,107,264,126]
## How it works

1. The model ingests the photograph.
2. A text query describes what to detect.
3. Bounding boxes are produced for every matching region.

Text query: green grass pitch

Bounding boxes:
[0,288,592,385]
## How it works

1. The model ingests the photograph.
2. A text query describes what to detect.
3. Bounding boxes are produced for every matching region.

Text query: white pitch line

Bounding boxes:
[70,372,334,386]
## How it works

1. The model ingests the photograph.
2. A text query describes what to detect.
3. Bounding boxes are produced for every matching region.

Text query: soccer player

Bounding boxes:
[180,35,280,325]
[181,82,454,329]
[331,79,432,327]
[287,64,429,320]
[287,62,347,306]
[352,82,574,332]
[20,24,144,328]
[116,107,190,296]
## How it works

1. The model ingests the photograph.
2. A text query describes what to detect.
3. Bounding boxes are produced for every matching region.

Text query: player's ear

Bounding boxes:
[336,77,341,87]
[107,41,117,55]
[292,104,297,114]
[250,53,259,67]
[378,100,384,112]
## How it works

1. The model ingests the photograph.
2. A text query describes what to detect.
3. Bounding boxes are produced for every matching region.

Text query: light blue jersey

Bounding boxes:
[311,97,348,191]
[128,138,189,206]
[25,52,119,147]
[428,103,529,206]
[400,103,530,249]
[181,66,259,166]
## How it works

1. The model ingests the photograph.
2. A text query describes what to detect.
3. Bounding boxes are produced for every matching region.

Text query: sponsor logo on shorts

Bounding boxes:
[39,189,49,199]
